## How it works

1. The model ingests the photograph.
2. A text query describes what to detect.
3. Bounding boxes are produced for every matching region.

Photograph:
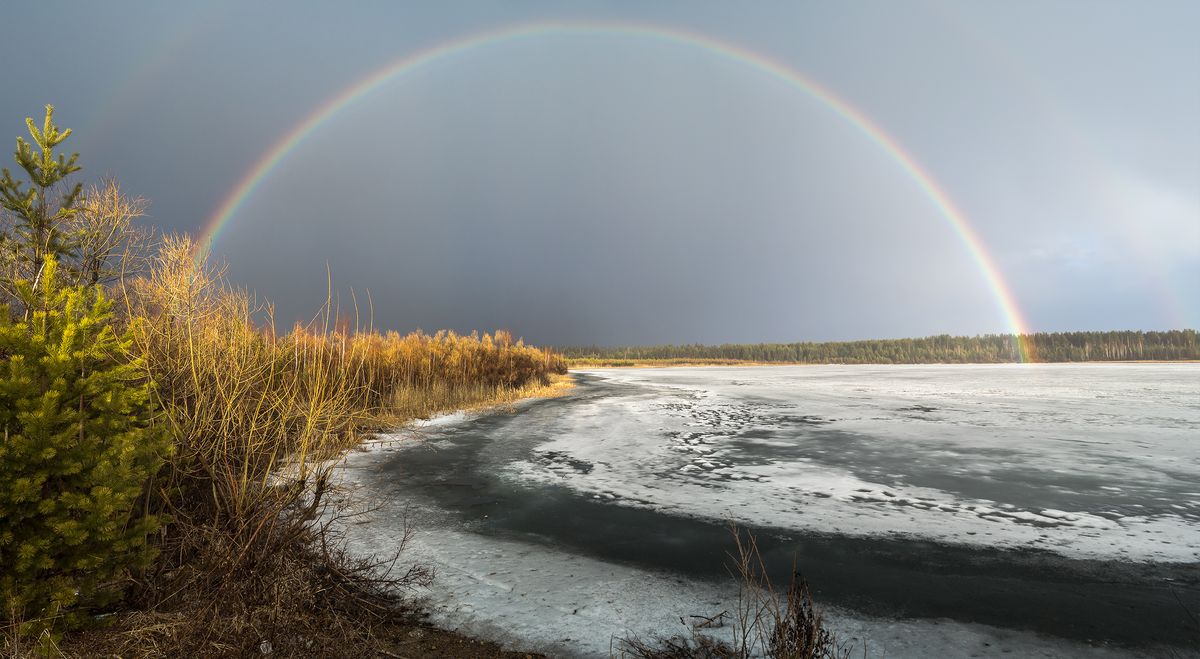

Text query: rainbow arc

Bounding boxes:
[195,20,1035,361]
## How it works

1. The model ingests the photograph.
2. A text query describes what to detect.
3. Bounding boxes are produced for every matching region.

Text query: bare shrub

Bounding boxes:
[619,525,851,659]
[68,177,154,287]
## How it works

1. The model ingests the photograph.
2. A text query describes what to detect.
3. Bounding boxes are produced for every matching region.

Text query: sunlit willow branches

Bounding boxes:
[98,234,565,654]
[120,232,563,561]
[69,177,154,287]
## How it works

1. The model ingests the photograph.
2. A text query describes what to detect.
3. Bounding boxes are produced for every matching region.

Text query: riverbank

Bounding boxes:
[47,374,575,659]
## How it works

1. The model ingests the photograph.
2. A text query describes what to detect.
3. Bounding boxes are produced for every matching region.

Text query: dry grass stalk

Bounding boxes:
[619,525,850,659]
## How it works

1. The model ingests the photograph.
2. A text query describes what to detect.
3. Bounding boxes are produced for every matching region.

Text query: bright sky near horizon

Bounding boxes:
[1,1,1196,345]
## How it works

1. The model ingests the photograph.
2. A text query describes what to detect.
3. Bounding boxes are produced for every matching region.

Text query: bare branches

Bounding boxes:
[69,177,153,287]
[619,525,851,659]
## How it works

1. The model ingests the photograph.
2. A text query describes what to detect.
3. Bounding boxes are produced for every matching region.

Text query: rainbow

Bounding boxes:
[79,6,221,152]
[195,20,1035,361]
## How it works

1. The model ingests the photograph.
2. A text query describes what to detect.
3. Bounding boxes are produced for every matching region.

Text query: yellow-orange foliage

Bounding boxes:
[120,235,565,529]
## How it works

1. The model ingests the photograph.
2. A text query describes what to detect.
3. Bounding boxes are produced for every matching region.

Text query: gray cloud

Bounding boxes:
[2,0,1195,343]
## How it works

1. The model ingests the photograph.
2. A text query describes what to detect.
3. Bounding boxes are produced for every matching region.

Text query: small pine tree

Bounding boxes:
[0,255,168,638]
[0,105,83,289]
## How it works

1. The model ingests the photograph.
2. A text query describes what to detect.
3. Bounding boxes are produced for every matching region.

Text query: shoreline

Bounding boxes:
[330,381,580,658]
[569,359,1200,369]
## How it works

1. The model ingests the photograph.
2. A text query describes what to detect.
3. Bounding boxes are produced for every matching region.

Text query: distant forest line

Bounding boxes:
[559,330,1199,365]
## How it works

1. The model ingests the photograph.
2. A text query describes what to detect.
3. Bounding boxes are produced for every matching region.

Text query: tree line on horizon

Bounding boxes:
[560,329,1199,364]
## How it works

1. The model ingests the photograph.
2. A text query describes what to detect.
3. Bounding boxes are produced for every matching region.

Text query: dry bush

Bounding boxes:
[61,502,432,658]
[620,633,738,659]
[620,526,850,659]
[122,236,368,529]
[38,233,568,656]
[119,235,564,546]
[69,177,154,287]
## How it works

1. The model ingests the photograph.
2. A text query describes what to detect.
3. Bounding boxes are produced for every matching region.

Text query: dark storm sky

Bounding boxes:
[1,1,1196,345]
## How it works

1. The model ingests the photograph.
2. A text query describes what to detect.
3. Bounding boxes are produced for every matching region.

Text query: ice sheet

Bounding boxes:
[504,364,1200,562]
[334,484,1162,658]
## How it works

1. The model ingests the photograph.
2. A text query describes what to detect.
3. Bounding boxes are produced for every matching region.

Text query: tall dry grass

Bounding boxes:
[122,234,563,525]
[42,234,568,656]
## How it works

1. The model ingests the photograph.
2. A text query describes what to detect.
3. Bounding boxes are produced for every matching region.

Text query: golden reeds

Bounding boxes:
[121,235,564,526]
[44,234,570,656]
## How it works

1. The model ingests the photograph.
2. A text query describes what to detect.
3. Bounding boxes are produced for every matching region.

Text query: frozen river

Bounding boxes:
[335,364,1200,657]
